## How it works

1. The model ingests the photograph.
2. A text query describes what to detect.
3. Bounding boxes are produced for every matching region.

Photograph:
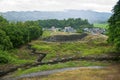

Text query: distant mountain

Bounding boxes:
[0,10,112,23]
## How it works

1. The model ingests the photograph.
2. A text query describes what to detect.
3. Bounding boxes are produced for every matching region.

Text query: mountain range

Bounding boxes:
[0,10,112,23]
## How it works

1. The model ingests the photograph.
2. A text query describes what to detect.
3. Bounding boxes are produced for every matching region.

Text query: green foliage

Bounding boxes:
[0,16,42,64]
[0,57,8,64]
[94,23,109,29]
[0,50,16,64]
[31,38,113,61]
[38,18,93,29]
[108,0,120,51]
[0,16,42,49]
[0,16,8,27]
[32,45,52,52]
[42,30,52,38]
[0,29,13,50]
[0,50,34,65]
[28,26,42,40]
[76,29,83,33]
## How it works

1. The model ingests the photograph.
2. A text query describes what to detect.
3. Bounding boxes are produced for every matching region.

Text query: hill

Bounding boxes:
[0,10,112,23]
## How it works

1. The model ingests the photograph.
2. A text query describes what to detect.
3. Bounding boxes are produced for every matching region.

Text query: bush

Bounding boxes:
[0,57,8,64]
[0,16,43,49]
[0,50,16,64]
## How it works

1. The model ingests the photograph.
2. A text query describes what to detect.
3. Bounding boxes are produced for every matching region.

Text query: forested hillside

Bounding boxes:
[108,0,120,51]
[0,10,111,23]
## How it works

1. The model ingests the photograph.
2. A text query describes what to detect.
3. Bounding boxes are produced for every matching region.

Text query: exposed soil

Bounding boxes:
[43,33,88,42]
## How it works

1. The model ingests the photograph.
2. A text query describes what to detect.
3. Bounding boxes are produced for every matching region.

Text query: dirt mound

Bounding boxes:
[81,34,108,42]
[43,33,88,42]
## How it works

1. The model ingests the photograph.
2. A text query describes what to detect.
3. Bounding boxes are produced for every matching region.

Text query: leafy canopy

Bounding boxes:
[108,0,120,51]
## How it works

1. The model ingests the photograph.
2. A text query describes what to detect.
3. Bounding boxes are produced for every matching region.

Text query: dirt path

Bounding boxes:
[1,66,104,80]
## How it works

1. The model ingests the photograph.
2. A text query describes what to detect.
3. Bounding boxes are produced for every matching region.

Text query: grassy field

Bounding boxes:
[93,23,109,29]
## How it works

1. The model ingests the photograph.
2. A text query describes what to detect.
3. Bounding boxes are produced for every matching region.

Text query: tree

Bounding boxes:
[108,0,120,51]
[38,18,93,29]
[0,16,43,48]
[0,16,8,27]
[0,29,13,50]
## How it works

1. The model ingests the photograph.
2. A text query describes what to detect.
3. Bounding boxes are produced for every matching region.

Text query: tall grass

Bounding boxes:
[31,40,113,61]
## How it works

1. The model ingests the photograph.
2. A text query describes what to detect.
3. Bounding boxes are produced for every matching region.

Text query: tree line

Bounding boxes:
[0,17,93,51]
[0,16,42,50]
[38,18,93,29]
[108,0,120,51]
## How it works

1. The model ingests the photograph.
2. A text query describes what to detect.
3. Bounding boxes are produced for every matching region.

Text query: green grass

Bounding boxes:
[14,61,109,76]
[93,23,109,29]
[0,50,34,65]
[0,46,37,65]
[42,30,77,38]
[42,30,52,38]
[0,50,16,64]
[0,31,115,77]
[31,40,114,61]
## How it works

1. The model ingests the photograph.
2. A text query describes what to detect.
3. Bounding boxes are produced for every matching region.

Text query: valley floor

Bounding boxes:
[0,32,120,80]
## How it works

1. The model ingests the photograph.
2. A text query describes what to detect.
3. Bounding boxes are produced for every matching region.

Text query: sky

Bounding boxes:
[0,0,118,12]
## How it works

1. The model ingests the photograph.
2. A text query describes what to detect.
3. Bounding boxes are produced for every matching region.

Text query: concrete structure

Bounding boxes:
[64,26,76,33]
[50,26,61,32]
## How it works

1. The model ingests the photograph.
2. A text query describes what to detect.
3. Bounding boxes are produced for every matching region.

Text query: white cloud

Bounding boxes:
[0,0,118,12]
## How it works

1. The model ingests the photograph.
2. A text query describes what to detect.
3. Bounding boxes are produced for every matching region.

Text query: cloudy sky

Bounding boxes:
[0,0,118,12]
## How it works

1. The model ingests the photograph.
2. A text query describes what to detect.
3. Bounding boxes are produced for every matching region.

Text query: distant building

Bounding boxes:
[83,28,106,34]
[51,26,56,32]
[48,26,62,32]
[64,26,76,33]
[43,26,76,33]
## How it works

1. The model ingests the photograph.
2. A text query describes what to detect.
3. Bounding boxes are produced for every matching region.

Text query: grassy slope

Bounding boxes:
[0,50,34,65]
[13,31,115,77]
[93,23,109,29]
[0,47,37,70]
[0,31,115,77]
[31,34,113,61]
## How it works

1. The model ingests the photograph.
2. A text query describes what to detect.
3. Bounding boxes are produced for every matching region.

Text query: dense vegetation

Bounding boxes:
[0,16,42,64]
[38,18,93,29]
[31,38,112,62]
[108,0,120,51]
[1,1,120,79]
[0,16,42,50]
[10,31,114,77]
